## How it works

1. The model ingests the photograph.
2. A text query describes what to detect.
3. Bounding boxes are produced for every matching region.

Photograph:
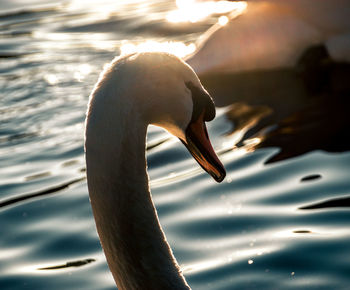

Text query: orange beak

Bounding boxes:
[181,112,226,182]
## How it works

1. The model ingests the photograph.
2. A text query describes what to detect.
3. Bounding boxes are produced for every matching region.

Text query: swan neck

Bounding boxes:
[85,105,190,289]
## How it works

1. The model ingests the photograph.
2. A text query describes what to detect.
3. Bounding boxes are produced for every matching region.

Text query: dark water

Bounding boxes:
[1,1,350,289]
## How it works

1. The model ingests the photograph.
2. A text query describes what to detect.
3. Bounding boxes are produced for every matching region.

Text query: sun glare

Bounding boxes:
[74,63,92,82]
[166,0,247,23]
[65,0,120,20]
[120,41,196,58]
[218,15,229,26]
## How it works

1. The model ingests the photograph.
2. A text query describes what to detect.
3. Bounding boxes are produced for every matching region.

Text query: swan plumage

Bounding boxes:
[85,52,225,289]
[186,0,350,75]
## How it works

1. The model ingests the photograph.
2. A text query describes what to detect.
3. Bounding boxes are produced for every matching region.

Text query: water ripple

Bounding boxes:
[1,1,350,290]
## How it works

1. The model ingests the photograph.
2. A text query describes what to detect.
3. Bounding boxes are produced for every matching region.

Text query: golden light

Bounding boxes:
[120,40,196,58]
[44,74,59,85]
[33,31,117,52]
[183,259,224,274]
[74,63,92,82]
[65,0,118,20]
[166,1,247,23]
[218,15,229,26]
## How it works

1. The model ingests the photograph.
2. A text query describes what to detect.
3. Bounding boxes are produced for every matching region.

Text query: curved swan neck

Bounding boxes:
[85,89,190,289]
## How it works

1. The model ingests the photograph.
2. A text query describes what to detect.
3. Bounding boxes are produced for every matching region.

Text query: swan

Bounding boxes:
[85,52,225,289]
[186,0,350,75]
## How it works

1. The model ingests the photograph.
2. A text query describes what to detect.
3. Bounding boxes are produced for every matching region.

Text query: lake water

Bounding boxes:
[1,1,350,289]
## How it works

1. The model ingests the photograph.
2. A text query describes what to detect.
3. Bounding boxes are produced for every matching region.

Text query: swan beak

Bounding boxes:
[181,114,226,183]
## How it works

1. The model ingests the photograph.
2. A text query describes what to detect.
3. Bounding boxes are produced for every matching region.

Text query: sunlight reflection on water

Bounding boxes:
[120,40,196,58]
[166,0,247,23]
[1,0,350,289]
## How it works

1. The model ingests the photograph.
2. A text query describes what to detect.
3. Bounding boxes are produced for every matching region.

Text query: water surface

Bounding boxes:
[1,1,350,289]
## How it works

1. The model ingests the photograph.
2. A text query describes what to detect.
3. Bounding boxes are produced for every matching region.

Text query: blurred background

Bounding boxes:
[1,1,350,289]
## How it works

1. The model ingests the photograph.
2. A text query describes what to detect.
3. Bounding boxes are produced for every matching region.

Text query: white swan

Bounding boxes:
[186,0,350,75]
[85,52,225,289]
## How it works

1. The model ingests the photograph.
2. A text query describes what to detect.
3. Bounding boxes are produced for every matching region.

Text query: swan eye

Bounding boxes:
[185,81,216,122]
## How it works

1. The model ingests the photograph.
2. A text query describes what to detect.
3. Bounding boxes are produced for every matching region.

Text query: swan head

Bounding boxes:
[135,52,226,182]
[92,52,226,182]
